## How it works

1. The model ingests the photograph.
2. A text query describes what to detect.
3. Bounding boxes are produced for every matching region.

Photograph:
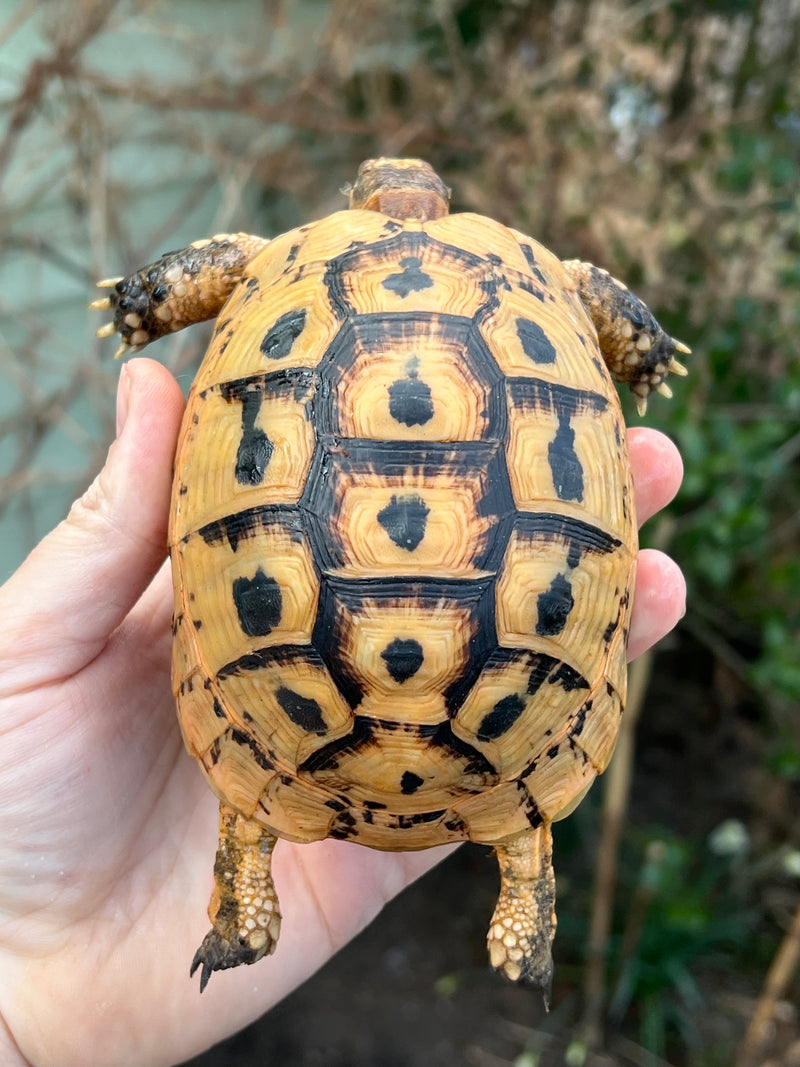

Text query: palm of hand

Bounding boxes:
[0,360,684,1067]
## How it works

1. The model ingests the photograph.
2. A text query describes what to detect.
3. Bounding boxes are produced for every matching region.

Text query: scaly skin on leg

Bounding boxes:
[488,824,557,1005]
[561,259,689,415]
[190,803,282,993]
[92,232,269,359]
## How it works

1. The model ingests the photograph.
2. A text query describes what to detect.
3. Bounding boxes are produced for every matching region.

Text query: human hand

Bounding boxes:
[0,358,685,1067]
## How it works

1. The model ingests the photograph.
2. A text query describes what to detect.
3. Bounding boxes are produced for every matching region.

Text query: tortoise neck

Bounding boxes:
[349,158,450,221]
[357,189,449,221]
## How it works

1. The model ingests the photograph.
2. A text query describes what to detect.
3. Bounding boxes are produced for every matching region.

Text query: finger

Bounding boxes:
[628,548,686,660]
[0,359,185,686]
[628,427,683,527]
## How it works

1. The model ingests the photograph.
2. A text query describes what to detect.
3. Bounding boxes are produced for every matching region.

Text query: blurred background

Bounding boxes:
[1,1,798,1064]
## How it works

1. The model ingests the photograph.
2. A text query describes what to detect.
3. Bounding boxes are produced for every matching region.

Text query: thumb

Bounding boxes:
[0,358,185,688]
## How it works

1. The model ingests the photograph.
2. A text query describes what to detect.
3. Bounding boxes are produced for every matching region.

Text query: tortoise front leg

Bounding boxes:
[488,823,557,1005]
[561,259,690,416]
[191,803,282,992]
[92,232,269,359]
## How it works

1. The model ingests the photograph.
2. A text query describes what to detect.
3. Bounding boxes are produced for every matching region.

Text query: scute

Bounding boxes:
[171,206,636,852]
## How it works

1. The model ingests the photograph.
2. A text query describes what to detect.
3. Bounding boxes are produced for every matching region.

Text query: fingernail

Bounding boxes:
[116,365,131,438]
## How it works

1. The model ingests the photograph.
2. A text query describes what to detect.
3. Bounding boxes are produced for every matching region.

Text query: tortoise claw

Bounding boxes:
[190,926,276,993]
[668,355,689,376]
[114,341,144,360]
[95,321,117,338]
[189,944,214,994]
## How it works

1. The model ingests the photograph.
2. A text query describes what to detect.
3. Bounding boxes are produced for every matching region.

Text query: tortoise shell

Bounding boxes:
[169,206,633,851]
[96,158,687,991]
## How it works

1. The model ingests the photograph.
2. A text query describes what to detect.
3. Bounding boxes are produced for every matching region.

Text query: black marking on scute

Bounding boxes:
[302,438,514,574]
[527,656,554,696]
[429,721,498,779]
[234,391,273,485]
[329,810,358,839]
[220,367,317,406]
[313,312,507,443]
[217,643,327,680]
[508,378,608,502]
[519,243,542,277]
[242,276,260,303]
[276,686,327,734]
[570,699,592,739]
[231,728,274,771]
[400,770,424,794]
[519,278,545,301]
[381,637,424,683]
[299,717,374,774]
[198,504,302,553]
[508,378,608,417]
[388,359,435,426]
[232,568,282,637]
[514,513,622,560]
[550,663,590,692]
[377,494,429,551]
[392,809,446,828]
[218,370,316,488]
[208,728,273,772]
[381,257,434,298]
[260,308,307,360]
[333,809,452,837]
[549,410,583,502]
[323,232,493,320]
[477,693,525,742]
[518,781,544,828]
[516,317,556,363]
[536,572,574,637]
[313,577,496,713]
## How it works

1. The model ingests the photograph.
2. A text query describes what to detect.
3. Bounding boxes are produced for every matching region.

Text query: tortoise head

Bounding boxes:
[349,158,450,221]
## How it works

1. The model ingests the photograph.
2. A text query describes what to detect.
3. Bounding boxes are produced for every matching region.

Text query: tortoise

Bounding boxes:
[93,158,687,998]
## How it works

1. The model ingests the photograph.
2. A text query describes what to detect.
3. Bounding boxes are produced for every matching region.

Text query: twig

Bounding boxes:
[736,898,800,1067]
[0,0,120,187]
[0,0,39,51]
[578,517,674,1049]
[579,646,655,1050]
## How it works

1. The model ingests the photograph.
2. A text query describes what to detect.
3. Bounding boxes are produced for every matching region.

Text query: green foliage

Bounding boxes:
[607,833,757,1058]
[650,107,800,714]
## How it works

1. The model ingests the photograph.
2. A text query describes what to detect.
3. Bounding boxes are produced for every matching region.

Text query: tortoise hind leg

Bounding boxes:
[191,803,282,992]
[488,824,557,1005]
[92,232,269,359]
[561,258,689,416]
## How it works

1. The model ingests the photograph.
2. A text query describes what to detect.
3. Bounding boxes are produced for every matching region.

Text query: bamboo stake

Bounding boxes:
[736,899,800,1067]
[578,648,655,1051]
